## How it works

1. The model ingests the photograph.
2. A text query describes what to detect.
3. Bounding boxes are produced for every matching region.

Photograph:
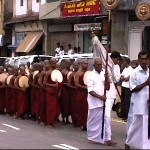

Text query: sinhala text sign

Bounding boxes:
[61,0,100,18]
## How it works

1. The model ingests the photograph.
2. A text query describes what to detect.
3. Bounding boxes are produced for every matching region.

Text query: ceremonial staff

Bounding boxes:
[101,0,119,139]
[135,2,150,139]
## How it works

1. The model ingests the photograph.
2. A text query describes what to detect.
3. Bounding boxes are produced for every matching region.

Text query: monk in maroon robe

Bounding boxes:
[5,67,14,115]
[67,61,79,126]
[9,66,18,116]
[60,60,72,124]
[0,66,5,114]
[15,66,28,119]
[32,63,43,123]
[38,60,51,124]
[43,59,59,127]
[74,59,88,130]
[30,63,38,120]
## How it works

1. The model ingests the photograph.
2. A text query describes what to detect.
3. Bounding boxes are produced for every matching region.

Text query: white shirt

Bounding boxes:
[106,64,120,99]
[55,47,60,53]
[121,66,134,88]
[130,65,149,115]
[87,69,105,109]
[68,49,74,55]
[59,50,64,56]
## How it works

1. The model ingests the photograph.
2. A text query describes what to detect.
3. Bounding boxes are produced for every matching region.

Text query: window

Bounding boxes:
[20,0,24,6]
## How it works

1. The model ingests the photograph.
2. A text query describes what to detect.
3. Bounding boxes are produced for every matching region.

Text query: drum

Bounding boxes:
[83,71,91,85]
[6,75,13,85]
[0,73,8,83]
[33,70,39,80]
[51,70,63,83]
[19,76,29,88]
[67,71,72,80]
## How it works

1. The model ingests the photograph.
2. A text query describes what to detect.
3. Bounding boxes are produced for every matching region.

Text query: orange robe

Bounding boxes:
[46,74,58,126]
[75,73,88,127]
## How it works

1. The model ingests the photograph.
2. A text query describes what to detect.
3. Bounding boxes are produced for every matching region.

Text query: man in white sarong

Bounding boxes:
[125,51,150,149]
[91,31,120,146]
[87,58,116,146]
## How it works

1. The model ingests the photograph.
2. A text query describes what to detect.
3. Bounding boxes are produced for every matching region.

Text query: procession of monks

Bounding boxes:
[0,58,89,130]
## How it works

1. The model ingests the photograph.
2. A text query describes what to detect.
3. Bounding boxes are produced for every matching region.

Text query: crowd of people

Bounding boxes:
[54,43,82,56]
[0,49,149,149]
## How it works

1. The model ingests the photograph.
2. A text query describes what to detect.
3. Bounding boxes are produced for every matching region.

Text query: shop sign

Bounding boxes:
[74,23,101,31]
[61,0,100,18]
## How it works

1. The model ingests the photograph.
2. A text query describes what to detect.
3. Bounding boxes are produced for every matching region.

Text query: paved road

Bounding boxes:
[0,111,127,149]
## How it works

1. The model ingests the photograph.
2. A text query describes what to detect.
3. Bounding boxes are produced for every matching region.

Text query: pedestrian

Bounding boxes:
[67,44,74,55]
[55,43,60,56]
[59,46,65,56]
[87,58,110,145]
[125,51,150,149]
[105,51,121,146]
[120,57,133,121]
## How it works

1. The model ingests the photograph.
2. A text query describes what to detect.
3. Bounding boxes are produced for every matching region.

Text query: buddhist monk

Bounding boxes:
[15,66,28,119]
[60,59,72,124]
[0,66,5,114]
[9,66,18,117]
[43,58,59,127]
[67,61,79,126]
[74,59,88,130]
[5,67,14,115]
[38,60,51,125]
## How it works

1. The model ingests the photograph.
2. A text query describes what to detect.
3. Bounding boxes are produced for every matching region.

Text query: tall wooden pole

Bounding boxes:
[101,9,111,139]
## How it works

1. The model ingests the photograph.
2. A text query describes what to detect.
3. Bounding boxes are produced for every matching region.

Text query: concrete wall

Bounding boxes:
[15,0,28,16]
[32,0,39,12]
[39,1,61,19]
[111,12,126,54]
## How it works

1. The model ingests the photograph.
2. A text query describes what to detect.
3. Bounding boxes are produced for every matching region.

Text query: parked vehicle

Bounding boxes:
[0,57,7,66]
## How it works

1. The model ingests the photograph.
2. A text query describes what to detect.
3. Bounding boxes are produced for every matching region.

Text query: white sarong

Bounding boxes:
[87,107,107,144]
[126,114,150,149]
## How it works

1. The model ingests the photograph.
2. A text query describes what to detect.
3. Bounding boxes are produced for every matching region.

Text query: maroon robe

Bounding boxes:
[5,82,11,114]
[9,77,17,115]
[39,88,46,123]
[16,76,27,117]
[75,73,88,127]
[60,73,71,118]
[34,76,41,119]
[0,82,4,112]
[30,74,36,116]
[70,75,77,125]
[46,74,58,126]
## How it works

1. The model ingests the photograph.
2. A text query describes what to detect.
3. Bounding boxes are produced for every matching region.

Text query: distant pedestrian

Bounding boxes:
[59,46,65,56]
[68,44,74,55]
[55,43,60,56]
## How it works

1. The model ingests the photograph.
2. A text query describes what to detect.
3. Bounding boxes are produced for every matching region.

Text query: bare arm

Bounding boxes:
[75,72,87,90]
[89,91,106,102]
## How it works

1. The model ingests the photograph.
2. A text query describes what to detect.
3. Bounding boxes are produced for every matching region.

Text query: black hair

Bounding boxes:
[110,51,121,59]
[138,51,149,59]
[124,57,130,64]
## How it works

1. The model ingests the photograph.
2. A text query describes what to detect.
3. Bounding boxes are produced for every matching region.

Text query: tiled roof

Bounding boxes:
[4,13,39,25]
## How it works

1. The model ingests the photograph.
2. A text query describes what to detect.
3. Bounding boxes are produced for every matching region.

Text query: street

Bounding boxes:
[0,111,126,149]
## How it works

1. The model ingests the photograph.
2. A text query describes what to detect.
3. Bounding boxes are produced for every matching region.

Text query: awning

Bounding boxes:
[16,32,43,53]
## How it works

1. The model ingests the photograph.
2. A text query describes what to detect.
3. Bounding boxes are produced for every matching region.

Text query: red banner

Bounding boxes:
[61,0,100,18]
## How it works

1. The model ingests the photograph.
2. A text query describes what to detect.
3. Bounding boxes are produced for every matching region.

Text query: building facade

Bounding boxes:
[5,0,44,57]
